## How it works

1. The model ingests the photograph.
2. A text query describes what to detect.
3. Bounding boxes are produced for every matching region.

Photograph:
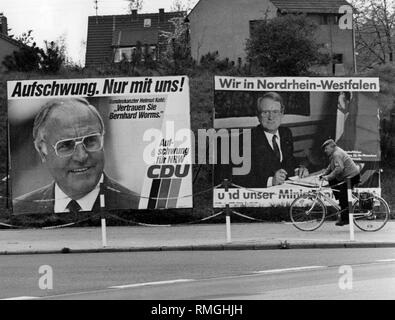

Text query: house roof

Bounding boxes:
[112,29,159,47]
[87,11,184,40]
[0,32,23,48]
[271,0,351,14]
[85,10,184,67]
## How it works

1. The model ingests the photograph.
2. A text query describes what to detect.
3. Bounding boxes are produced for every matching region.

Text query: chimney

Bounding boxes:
[159,8,165,22]
[0,13,8,35]
[131,9,138,21]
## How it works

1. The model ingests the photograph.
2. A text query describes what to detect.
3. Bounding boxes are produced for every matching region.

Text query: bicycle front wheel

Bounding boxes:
[353,195,390,232]
[290,194,326,231]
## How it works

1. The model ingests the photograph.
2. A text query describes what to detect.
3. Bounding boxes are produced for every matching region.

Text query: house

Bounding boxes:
[189,0,354,75]
[0,14,23,71]
[85,9,185,68]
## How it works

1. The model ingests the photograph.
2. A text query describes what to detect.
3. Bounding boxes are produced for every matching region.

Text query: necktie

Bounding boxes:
[67,199,82,214]
[272,135,281,161]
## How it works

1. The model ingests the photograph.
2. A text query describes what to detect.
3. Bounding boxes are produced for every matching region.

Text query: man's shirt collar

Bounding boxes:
[54,174,104,213]
[263,130,282,162]
[264,130,280,141]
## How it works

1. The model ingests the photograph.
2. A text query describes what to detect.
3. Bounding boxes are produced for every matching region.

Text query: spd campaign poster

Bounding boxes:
[213,76,381,208]
[7,76,193,215]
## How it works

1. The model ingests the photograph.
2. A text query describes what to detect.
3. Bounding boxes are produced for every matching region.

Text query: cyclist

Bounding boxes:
[320,139,360,226]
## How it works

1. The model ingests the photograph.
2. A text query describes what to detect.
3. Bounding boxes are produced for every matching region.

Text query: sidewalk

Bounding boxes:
[1,221,395,255]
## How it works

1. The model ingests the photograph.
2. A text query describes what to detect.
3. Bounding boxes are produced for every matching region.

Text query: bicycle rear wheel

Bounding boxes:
[290,194,326,231]
[353,195,390,232]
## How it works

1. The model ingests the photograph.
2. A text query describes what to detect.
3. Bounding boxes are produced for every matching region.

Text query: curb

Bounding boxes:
[1,241,395,255]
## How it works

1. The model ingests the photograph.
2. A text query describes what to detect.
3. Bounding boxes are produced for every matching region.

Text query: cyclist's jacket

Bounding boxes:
[324,146,360,181]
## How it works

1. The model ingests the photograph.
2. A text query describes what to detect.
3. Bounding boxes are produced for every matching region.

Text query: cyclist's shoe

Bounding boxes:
[336,209,351,226]
[335,219,350,226]
[364,211,376,219]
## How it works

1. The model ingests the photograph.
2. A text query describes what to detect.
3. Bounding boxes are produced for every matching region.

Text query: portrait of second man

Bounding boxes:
[13,98,140,214]
[234,92,309,188]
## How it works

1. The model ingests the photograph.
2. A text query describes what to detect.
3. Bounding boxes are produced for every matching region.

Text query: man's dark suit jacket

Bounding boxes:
[232,125,297,188]
[12,174,140,215]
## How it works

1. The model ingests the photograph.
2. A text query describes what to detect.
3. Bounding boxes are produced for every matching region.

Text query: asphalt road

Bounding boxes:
[1,248,394,300]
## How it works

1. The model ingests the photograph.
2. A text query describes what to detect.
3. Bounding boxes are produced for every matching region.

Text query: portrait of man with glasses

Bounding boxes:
[13,98,140,214]
[234,92,309,188]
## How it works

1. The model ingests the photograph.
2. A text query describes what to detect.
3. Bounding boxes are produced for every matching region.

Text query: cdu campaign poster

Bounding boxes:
[213,76,381,208]
[7,76,193,214]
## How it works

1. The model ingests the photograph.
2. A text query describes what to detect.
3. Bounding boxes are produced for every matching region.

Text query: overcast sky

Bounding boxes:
[1,0,197,65]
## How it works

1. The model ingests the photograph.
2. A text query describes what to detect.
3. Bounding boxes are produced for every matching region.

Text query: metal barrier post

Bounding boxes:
[101,217,107,247]
[100,183,107,247]
[223,179,232,243]
[347,178,355,241]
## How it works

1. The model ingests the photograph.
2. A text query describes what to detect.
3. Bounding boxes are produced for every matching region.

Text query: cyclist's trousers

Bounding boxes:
[330,174,361,221]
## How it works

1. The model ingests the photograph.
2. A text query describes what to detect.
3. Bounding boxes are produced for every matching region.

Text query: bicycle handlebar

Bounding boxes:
[314,177,345,192]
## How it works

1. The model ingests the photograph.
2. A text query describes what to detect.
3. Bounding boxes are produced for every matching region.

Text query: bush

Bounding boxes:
[2,43,43,72]
[2,40,64,74]
[199,51,234,72]
[246,14,330,76]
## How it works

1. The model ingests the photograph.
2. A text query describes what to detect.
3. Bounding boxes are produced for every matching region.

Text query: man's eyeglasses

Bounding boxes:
[50,133,104,158]
[259,110,282,117]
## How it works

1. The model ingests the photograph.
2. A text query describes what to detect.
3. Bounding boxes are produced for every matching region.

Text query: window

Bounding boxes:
[114,45,157,63]
[333,54,343,64]
[144,19,151,28]
[320,14,342,25]
[332,53,344,75]
[320,14,329,25]
[114,47,133,63]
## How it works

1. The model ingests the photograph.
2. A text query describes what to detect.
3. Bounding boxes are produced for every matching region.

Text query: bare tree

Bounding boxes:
[170,0,197,13]
[14,29,34,45]
[353,0,395,70]
[161,16,194,73]
[125,0,143,13]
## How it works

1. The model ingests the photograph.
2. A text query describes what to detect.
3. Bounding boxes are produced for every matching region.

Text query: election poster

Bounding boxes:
[7,76,193,215]
[213,76,381,208]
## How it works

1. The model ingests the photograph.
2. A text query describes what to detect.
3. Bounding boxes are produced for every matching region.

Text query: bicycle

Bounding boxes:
[289,178,390,232]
